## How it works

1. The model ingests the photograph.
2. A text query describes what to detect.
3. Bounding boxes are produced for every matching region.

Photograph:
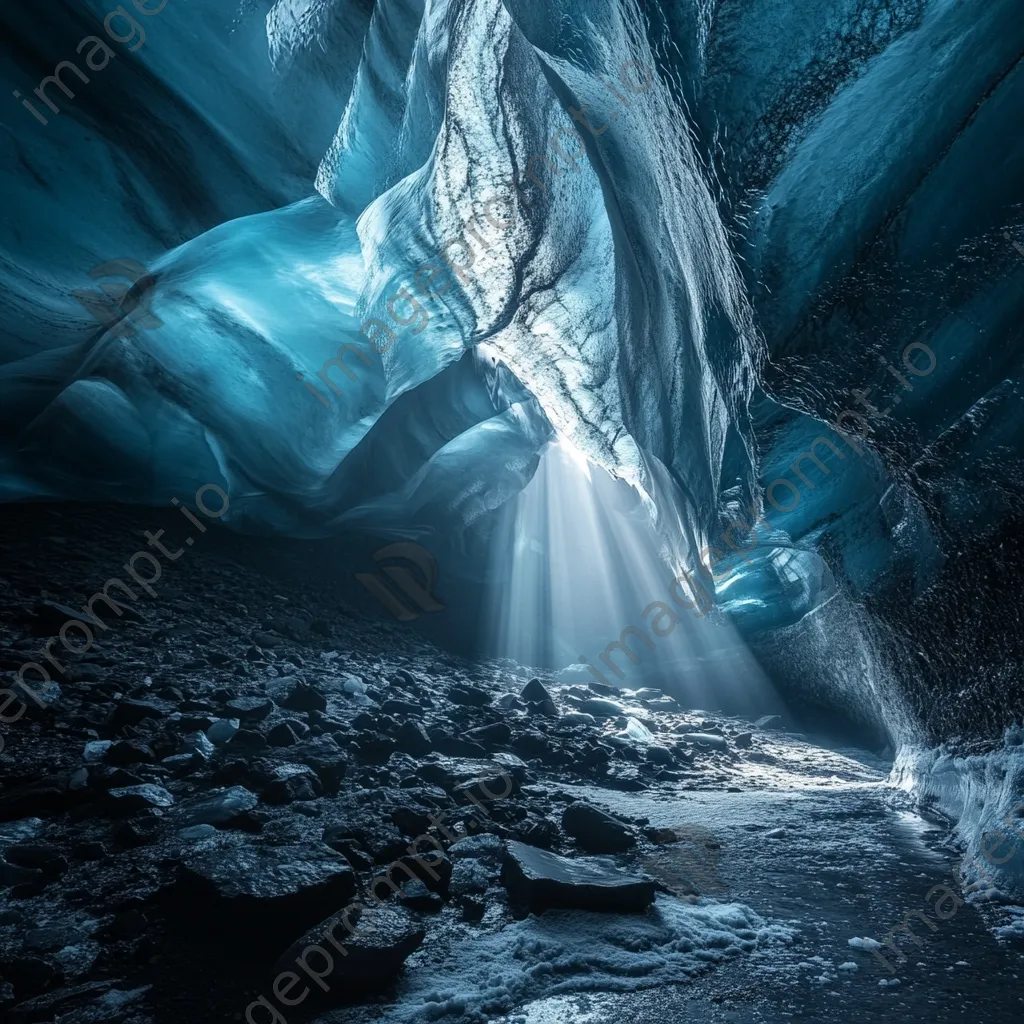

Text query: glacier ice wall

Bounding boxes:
[1,0,1023,750]
[1,0,761,589]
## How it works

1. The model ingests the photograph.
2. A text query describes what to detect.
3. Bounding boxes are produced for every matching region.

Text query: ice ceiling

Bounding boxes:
[2,0,1023,744]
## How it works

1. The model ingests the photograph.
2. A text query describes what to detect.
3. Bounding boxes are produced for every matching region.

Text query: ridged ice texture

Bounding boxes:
[0,0,762,568]
[312,0,763,558]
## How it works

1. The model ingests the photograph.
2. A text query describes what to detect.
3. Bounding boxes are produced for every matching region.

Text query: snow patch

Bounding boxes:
[378,897,797,1022]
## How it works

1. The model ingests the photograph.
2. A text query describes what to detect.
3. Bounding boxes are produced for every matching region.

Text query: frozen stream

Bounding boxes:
[322,732,1024,1024]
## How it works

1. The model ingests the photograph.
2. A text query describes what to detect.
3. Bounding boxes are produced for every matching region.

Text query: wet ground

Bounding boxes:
[490,744,1024,1024]
[301,733,1024,1024]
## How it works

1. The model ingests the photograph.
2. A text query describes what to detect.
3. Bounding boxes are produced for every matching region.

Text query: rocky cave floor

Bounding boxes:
[1,503,1023,1024]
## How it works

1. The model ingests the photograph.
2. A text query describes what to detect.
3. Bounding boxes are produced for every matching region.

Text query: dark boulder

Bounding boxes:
[501,841,656,913]
[175,840,356,946]
[561,801,636,853]
[268,904,424,1003]
[263,767,322,805]
[447,685,492,707]
[393,720,433,756]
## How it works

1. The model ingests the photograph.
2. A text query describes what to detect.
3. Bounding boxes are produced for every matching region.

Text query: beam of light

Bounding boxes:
[486,435,784,717]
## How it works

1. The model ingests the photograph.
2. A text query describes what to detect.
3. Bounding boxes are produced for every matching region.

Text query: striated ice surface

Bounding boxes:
[1,0,1022,755]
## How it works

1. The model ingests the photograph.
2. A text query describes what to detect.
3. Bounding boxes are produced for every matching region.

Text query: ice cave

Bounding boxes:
[1,0,1023,1021]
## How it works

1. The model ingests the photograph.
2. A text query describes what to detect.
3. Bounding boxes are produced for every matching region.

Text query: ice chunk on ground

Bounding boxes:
[621,718,656,745]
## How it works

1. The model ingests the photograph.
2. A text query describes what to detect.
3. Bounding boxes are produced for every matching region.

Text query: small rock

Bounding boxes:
[176,786,259,827]
[630,687,664,700]
[264,767,321,805]
[178,841,356,944]
[755,715,784,730]
[179,824,217,840]
[460,894,486,921]
[225,696,274,722]
[162,753,199,775]
[82,740,112,763]
[449,858,497,897]
[449,833,506,862]
[453,773,517,808]
[113,818,163,848]
[342,675,367,695]
[206,718,240,745]
[232,728,269,751]
[393,721,432,756]
[448,684,492,707]
[0,955,63,998]
[528,698,560,718]
[734,732,753,749]
[391,807,433,836]
[561,712,597,727]
[520,678,552,704]
[280,681,327,714]
[686,732,728,750]
[4,842,67,878]
[112,698,175,727]
[1,860,43,887]
[644,827,679,844]
[107,784,175,812]
[397,877,443,913]
[180,731,216,759]
[266,721,307,746]
[72,841,106,861]
[645,745,674,765]
[103,740,156,766]
[24,924,85,951]
[580,698,623,718]
[464,722,512,745]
